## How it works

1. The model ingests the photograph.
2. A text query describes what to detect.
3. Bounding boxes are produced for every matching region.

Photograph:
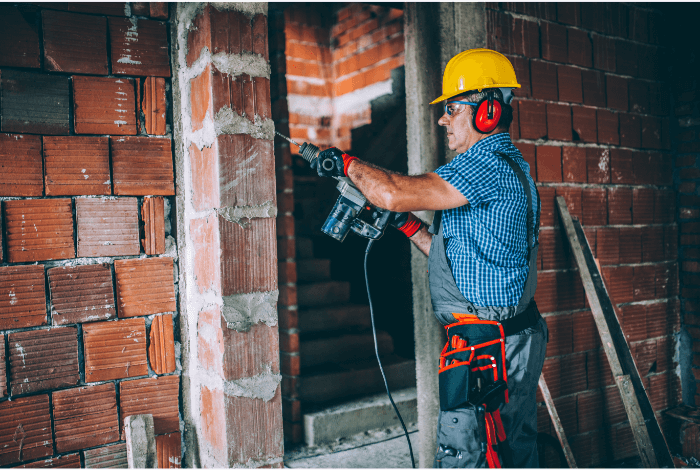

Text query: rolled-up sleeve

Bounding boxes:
[435,158,498,206]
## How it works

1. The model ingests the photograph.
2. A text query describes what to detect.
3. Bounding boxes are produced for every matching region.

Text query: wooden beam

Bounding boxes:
[538,374,577,468]
[555,196,673,468]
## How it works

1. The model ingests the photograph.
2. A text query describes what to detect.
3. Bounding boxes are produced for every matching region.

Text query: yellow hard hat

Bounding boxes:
[430,48,520,105]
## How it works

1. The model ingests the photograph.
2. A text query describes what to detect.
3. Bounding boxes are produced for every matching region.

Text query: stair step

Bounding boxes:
[298,281,350,307]
[296,237,314,259]
[300,331,393,369]
[299,304,371,333]
[303,387,417,446]
[297,259,331,282]
[299,355,416,404]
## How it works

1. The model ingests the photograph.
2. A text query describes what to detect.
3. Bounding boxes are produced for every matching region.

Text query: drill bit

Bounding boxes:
[275,131,301,148]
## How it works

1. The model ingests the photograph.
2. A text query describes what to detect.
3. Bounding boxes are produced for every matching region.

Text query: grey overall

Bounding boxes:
[429,153,548,468]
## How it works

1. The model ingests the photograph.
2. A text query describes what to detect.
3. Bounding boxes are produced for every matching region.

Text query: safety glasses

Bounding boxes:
[444,100,478,116]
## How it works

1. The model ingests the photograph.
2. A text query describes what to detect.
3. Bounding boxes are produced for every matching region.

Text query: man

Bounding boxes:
[314,49,547,468]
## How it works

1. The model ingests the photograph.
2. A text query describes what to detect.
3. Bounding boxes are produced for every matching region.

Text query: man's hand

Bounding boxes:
[312,147,358,178]
[390,211,423,238]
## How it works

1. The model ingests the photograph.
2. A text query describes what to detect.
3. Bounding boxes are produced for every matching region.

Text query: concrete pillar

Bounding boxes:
[404,3,486,467]
[171,3,283,468]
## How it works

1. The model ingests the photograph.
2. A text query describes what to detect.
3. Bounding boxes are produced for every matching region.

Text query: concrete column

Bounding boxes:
[404,3,486,467]
[171,3,283,468]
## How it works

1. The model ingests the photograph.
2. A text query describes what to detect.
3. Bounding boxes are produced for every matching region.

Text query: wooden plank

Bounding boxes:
[538,374,577,468]
[555,196,673,468]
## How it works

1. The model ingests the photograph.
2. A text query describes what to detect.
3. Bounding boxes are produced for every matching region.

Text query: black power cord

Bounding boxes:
[364,238,415,469]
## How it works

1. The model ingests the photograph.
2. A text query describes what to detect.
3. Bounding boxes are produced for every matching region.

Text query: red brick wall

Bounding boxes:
[284,3,404,152]
[487,3,678,466]
[0,2,181,467]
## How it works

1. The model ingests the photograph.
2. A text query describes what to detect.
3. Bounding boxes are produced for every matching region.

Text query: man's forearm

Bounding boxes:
[408,224,432,256]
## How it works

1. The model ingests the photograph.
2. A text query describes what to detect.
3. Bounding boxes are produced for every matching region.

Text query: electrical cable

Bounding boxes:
[364,238,415,469]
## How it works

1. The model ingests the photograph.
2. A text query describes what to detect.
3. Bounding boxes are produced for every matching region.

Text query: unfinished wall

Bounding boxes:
[0,2,181,468]
[486,3,678,466]
[172,3,284,467]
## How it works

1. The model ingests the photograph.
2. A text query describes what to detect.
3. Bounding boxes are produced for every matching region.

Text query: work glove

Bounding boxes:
[390,212,423,238]
[312,147,358,178]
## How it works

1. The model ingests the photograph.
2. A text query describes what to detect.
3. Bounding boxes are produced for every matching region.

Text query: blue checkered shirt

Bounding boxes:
[434,133,539,307]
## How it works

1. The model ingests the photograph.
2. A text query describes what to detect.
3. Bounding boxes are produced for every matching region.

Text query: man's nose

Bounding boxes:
[438,113,449,126]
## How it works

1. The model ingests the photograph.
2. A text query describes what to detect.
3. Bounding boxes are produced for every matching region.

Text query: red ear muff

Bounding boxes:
[473,94,502,134]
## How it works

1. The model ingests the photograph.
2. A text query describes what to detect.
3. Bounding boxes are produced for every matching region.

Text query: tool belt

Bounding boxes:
[437,301,541,468]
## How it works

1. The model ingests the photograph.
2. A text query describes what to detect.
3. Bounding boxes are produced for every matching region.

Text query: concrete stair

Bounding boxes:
[299,304,371,333]
[297,281,351,307]
[302,387,417,447]
[300,331,394,368]
[299,354,416,404]
[297,259,331,282]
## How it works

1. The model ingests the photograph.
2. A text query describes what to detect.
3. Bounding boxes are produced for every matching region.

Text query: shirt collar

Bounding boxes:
[458,132,512,159]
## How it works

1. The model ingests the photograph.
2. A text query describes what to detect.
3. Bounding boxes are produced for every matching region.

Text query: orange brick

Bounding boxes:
[115,257,176,317]
[190,65,212,132]
[149,314,176,375]
[0,134,42,197]
[142,196,166,255]
[156,433,182,468]
[48,264,116,326]
[109,17,170,77]
[120,375,180,436]
[0,265,47,330]
[111,136,175,196]
[191,213,221,295]
[43,136,111,196]
[143,76,167,135]
[83,318,148,382]
[76,198,140,257]
[0,395,52,465]
[73,76,137,135]
[42,10,108,75]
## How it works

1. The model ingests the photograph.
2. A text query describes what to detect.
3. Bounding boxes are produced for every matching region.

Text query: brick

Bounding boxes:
[190,143,219,211]
[568,28,592,67]
[634,264,657,301]
[562,146,587,182]
[0,134,42,196]
[486,10,513,56]
[649,372,670,412]
[17,454,81,468]
[0,5,40,68]
[629,80,650,114]
[220,216,277,296]
[9,327,79,394]
[516,142,536,177]
[619,113,641,148]
[73,76,136,135]
[1,70,70,135]
[586,147,610,183]
[518,101,547,140]
[43,136,111,196]
[638,45,662,81]
[143,77,167,135]
[142,196,166,255]
[541,22,567,63]
[544,314,573,356]
[217,134,276,207]
[41,3,128,16]
[0,334,4,397]
[0,395,52,465]
[131,2,149,15]
[619,227,642,264]
[149,313,176,375]
[582,188,607,226]
[223,322,280,380]
[572,310,600,352]
[557,65,583,104]
[608,187,633,225]
[546,103,572,141]
[536,146,562,182]
[84,443,127,468]
[602,265,634,303]
[42,10,108,74]
[557,3,580,25]
[530,61,557,101]
[633,188,655,225]
[655,190,675,224]
[190,66,212,132]
[633,340,657,377]
[572,106,597,142]
[115,257,176,317]
[510,56,531,98]
[150,2,169,19]
[111,137,174,195]
[581,70,606,108]
[597,227,620,265]
[48,264,116,326]
[665,226,678,261]
[226,390,284,464]
[537,187,556,227]
[578,391,604,433]
[592,33,615,72]
[156,433,182,468]
[540,229,571,270]
[213,71,271,123]
[120,375,180,436]
[0,265,46,330]
[83,318,148,382]
[641,116,662,149]
[606,75,629,112]
[556,186,583,222]
[615,40,637,77]
[642,226,665,263]
[4,199,74,263]
[534,270,584,313]
[76,198,140,257]
[597,110,619,145]
[109,17,170,76]
[648,82,670,117]
[553,394,578,437]
[191,214,221,295]
[53,383,119,453]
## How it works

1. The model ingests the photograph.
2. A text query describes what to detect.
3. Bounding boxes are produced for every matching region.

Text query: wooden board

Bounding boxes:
[555,196,673,468]
[538,374,577,468]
